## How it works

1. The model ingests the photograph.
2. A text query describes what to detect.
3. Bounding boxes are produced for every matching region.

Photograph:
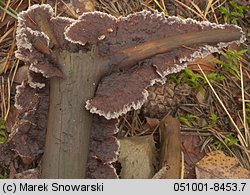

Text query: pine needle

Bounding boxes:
[0,25,14,44]
[181,151,185,179]
[1,77,6,118]
[174,0,206,20]
[4,77,10,121]
[197,64,248,148]
[0,0,17,20]
[240,61,250,145]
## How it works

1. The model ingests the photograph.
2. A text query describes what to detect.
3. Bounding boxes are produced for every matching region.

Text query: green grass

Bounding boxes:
[216,49,247,80]
[179,112,218,129]
[213,133,239,150]
[170,68,226,89]
[179,114,199,127]
[220,0,250,24]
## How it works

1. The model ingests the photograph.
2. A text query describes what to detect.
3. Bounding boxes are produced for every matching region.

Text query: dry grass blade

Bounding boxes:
[4,77,10,121]
[3,31,16,73]
[181,151,185,179]
[142,2,156,12]
[240,61,250,145]
[208,129,244,165]
[205,0,226,19]
[0,26,14,44]
[10,59,20,86]
[204,0,213,17]
[153,0,168,15]
[0,0,11,22]
[187,0,207,20]
[54,0,58,16]
[197,64,248,148]
[0,0,17,20]
[16,0,25,11]
[212,0,227,14]
[1,0,18,15]
[96,0,143,16]
[204,0,219,23]
[174,0,206,20]
[59,0,78,18]
[160,0,166,10]
[1,77,6,118]
[210,3,218,24]
[201,136,213,152]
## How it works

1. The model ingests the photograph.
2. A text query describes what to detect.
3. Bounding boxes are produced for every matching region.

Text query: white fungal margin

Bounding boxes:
[28,81,45,89]
[29,63,49,79]
[14,82,25,110]
[79,10,117,20]
[15,4,53,56]
[155,29,245,80]
[86,89,149,120]
[64,22,87,45]
[65,11,116,45]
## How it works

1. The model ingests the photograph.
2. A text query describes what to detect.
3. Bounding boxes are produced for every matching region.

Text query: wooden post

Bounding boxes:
[42,50,100,178]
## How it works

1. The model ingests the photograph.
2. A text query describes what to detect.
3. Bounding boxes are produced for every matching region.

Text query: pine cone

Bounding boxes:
[141,83,192,118]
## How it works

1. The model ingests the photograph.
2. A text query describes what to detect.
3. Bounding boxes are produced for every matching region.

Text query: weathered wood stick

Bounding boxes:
[42,51,100,178]
[109,29,241,72]
[33,28,241,77]
[159,116,181,179]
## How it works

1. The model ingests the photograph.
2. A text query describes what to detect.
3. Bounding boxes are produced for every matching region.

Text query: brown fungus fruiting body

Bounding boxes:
[16,5,245,120]
[65,10,245,120]
[13,4,245,178]
[2,4,77,172]
[15,4,83,82]
[86,116,119,178]
[0,80,49,165]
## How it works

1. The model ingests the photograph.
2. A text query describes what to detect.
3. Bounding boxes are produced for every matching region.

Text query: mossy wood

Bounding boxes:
[42,51,101,178]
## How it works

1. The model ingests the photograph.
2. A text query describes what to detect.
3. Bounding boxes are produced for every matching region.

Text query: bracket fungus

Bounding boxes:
[65,10,245,119]
[13,4,245,178]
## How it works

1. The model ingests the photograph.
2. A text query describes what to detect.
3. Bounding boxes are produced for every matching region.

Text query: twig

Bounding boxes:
[111,29,242,72]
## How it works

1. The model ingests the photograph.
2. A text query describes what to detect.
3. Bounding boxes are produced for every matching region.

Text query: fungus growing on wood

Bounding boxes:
[0,80,49,166]
[65,10,245,120]
[13,4,245,178]
[86,116,119,178]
